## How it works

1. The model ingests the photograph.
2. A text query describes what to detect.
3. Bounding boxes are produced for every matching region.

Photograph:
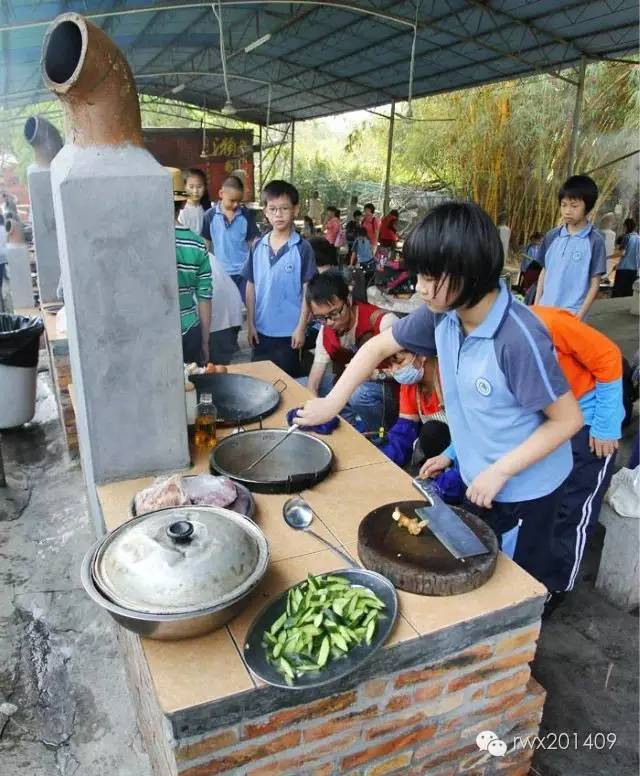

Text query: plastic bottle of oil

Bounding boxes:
[194,393,217,449]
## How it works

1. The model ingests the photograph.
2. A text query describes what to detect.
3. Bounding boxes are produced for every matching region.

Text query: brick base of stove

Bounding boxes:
[119,615,545,776]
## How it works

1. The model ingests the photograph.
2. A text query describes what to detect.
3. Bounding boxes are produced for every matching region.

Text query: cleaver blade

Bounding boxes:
[412,478,489,561]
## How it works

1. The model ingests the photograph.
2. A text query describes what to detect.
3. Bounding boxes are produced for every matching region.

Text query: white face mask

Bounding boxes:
[392,359,424,385]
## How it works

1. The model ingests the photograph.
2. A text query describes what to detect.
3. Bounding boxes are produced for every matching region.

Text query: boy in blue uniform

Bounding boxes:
[243,180,316,378]
[296,202,583,591]
[201,175,259,301]
[534,175,606,319]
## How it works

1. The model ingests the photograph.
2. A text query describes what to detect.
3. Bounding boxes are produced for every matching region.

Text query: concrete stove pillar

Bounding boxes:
[42,13,190,531]
[27,165,61,303]
[50,145,190,497]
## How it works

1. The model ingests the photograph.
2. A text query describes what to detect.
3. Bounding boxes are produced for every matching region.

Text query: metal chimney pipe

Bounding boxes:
[23,115,64,166]
[41,12,143,147]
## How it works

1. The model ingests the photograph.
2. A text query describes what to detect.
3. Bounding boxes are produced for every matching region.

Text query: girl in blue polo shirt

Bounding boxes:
[296,202,584,593]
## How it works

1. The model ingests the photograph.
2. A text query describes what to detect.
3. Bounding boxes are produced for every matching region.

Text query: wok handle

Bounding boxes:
[306,529,356,568]
[273,378,287,394]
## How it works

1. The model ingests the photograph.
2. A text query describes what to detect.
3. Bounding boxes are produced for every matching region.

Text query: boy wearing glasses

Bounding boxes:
[243,180,317,377]
[303,272,398,432]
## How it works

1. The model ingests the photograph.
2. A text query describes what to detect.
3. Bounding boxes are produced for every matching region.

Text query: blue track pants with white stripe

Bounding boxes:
[546,425,615,592]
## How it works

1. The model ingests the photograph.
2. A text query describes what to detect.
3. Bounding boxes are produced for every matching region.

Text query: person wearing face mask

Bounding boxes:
[379,351,450,468]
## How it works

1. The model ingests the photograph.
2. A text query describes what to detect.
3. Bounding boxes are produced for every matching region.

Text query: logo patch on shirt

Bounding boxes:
[284,262,294,273]
[571,250,583,262]
[475,377,492,396]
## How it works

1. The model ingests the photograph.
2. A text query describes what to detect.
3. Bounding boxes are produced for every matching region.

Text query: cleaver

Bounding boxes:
[412,477,489,562]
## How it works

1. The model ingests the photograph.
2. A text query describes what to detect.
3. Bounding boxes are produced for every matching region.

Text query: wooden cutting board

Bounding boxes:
[357,500,499,596]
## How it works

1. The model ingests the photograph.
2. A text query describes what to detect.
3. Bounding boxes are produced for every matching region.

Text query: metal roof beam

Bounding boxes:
[133,7,214,75]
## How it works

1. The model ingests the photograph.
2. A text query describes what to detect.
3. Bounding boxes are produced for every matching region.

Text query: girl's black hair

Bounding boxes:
[363,203,375,213]
[355,226,368,237]
[558,175,598,212]
[624,217,636,233]
[306,271,349,305]
[262,179,299,206]
[327,206,341,218]
[403,201,503,309]
[185,167,212,210]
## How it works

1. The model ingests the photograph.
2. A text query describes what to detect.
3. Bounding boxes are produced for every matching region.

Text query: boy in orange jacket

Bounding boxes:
[530,307,623,599]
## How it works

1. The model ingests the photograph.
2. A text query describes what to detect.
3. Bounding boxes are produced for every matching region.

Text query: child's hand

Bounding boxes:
[296,397,339,427]
[589,436,618,458]
[248,324,259,347]
[466,464,510,509]
[419,455,452,479]
[291,326,306,350]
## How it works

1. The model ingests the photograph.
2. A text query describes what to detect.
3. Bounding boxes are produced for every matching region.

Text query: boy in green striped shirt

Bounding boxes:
[171,168,212,363]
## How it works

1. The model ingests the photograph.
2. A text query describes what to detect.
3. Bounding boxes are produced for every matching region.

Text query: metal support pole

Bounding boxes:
[289,120,295,182]
[258,124,263,193]
[0,436,6,488]
[567,57,587,177]
[382,101,395,214]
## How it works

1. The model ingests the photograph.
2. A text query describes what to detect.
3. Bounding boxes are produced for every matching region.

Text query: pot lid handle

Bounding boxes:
[166,520,195,543]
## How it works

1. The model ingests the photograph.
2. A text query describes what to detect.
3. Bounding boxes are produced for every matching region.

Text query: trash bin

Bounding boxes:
[0,314,44,428]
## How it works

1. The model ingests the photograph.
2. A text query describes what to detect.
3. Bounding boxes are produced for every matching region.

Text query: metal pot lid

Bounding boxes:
[92,506,269,615]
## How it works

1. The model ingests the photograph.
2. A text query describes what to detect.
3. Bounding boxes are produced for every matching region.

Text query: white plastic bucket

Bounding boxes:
[0,363,38,427]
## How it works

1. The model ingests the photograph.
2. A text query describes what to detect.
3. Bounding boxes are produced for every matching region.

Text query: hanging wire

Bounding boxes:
[211,1,233,106]
[407,0,421,117]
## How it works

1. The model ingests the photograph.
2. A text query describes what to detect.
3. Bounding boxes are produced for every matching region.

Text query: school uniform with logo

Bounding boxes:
[531,306,623,592]
[392,282,573,590]
[243,231,316,377]
[201,204,259,300]
[538,223,606,314]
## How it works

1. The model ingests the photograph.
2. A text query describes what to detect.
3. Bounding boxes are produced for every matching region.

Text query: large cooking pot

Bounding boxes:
[81,505,269,640]
[188,373,285,425]
[210,428,334,493]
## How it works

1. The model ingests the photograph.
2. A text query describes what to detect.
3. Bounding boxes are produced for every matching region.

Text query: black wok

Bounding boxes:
[188,373,285,425]
[210,428,333,493]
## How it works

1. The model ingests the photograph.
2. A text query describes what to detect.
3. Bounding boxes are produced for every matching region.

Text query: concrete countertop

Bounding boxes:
[95,360,545,716]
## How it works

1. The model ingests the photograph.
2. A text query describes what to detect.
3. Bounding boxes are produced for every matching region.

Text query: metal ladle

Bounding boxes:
[282,496,355,567]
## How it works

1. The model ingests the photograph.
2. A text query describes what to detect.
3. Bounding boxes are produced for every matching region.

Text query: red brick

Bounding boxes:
[462,688,527,723]
[495,625,540,655]
[180,730,301,776]
[243,691,356,738]
[447,651,534,692]
[487,669,531,698]
[460,713,504,740]
[309,766,334,776]
[362,678,387,699]
[364,712,424,740]
[504,692,546,722]
[414,682,444,703]
[341,725,438,770]
[394,645,493,688]
[364,752,412,775]
[417,741,478,770]
[305,705,378,742]
[385,694,412,712]
[175,729,238,762]
[246,732,360,776]
[414,732,460,761]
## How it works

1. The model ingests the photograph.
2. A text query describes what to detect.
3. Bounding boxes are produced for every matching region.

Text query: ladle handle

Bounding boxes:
[307,529,356,567]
